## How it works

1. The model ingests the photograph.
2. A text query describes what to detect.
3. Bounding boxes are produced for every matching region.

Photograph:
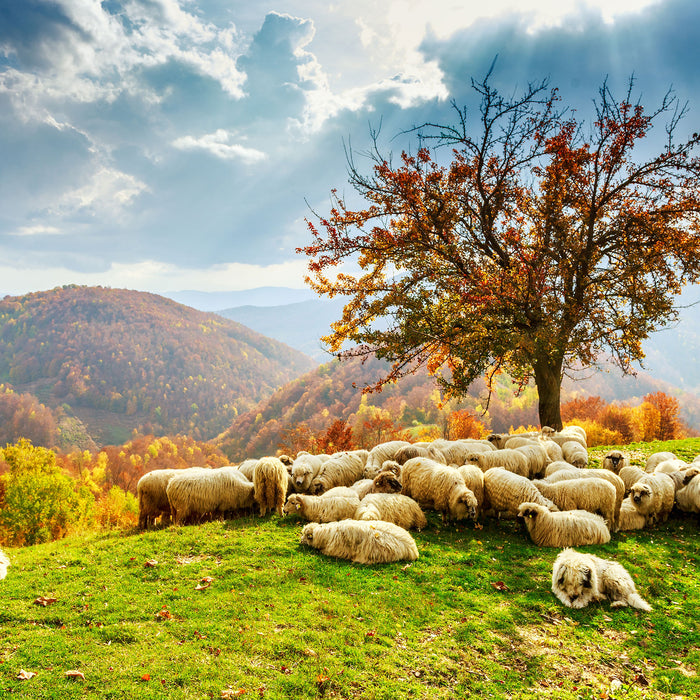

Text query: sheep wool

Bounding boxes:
[236,459,259,481]
[518,502,610,547]
[0,548,9,580]
[483,467,558,517]
[364,441,412,479]
[310,451,367,494]
[291,453,327,493]
[629,473,676,524]
[561,441,588,468]
[615,496,647,531]
[676,473,700,514]
[456,465,486,518]
[355,493,428,531]
[601,451,629,474]
[282,493,360,523]
[645,451,677,472]
[300,519,419,564]
[534,478,618,529]
[393,443,447,466]
[619,466,647,494]
[464,449,529,477]
[544,468,624,522]
[137,468,181,529]
[253,456,289,516]
[401,458,478,522]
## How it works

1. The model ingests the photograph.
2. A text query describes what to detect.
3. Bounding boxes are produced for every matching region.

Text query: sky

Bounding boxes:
[1,0,699,298]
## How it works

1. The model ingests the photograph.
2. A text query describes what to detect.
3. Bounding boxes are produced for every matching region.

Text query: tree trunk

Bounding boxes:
[533,356,563,431]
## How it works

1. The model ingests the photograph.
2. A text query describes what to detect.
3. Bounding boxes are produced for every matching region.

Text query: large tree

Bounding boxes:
[298,73,700,430]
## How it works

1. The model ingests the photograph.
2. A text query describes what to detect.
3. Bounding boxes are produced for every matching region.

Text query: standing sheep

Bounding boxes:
[533,478,618,529]
[601,451,629,474]
[253,456,289,517]
[544,468,624,522]
[456,465,486,519]
[364,441,412,478]
[393,444,447,465]
[236,459,259,481]
[619,465,647,494]
[645,451,677,472]
[355,493,428,531]
[310,451,367,494]
[676,472,700,514]
[629,473,676,524]
[483,468,558,518]
[401,458,478,522]
[291,452,328,493]
[464,449,529,477]
[561,441,588,468]
[517,502,611,547]
[300,520,419,564]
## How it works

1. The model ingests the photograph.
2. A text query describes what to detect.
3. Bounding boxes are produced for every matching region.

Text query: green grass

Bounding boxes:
[1,439,699,699]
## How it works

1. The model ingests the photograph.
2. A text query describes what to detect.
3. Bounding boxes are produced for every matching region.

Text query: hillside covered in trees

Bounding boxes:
[0,286,315,444]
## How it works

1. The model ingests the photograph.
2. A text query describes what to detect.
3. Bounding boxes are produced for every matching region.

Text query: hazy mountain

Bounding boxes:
[164,287,316,312]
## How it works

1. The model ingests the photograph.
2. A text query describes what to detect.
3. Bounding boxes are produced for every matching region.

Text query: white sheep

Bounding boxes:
[561,441,588,468]
[518,502,610,547]
[675,472,700,514]
[544,461,578,477]
[309,451,367,494]
[615,496,647,531]
[629,473,676,524]
[393,443,447,465]
[291,452,328,493]
[350,471,403,499]
[300,520,419,564]
[363,441,412,479]
[619,465,647,494]
[401,457,478,522]
[322,486,362,499]
[253,456,288,517]
[533,478,618,529]
[514,443,551,478]
[456,465,486,519]
[483,468,558,518]
[432,439,494,466]
[645,451,677,472]
[236,458,258,481]
[601,451,629,474]
[464,449,529,477]
[0,548,9,580]
[355,493,428,531]
[488,431,541,450]
[166,467,254,525]
[282,493,360,523]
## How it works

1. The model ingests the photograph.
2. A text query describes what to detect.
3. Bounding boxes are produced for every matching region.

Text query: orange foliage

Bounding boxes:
[448,410,488,439]
[644,391,684,440]
[561,396,606,423]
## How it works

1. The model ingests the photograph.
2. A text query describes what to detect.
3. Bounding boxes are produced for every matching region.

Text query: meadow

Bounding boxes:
[0,440,698,699]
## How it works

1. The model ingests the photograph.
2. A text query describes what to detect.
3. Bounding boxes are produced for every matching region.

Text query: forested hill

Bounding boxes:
[0,286,316,442]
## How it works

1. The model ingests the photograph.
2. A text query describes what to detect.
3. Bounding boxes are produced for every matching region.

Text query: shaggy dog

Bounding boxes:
[300,519,419,564]
[552,548,652,611]
[0,548,9,580]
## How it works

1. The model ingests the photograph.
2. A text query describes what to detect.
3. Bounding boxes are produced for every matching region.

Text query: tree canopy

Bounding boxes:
[298,72,700,429]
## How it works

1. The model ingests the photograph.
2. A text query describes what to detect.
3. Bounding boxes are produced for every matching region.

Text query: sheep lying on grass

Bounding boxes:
[401,458,478,522]
[351,471,403,499]
[0,549,9,580]
[355,493,427,531]
[291,452,327,493]
[300,519,419,564]
[518,502,611,547]
[483,468,558,518]
[282,493,360,523]
[615,496,647,531]
[534,478,618,529]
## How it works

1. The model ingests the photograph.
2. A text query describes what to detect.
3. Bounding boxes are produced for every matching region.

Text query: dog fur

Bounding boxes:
[551,548,652,611]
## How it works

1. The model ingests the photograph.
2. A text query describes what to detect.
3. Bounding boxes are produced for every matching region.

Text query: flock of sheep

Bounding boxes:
[132,425,700,573]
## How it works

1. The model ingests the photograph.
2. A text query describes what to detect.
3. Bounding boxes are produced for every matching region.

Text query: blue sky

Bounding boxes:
[1,0,698,297]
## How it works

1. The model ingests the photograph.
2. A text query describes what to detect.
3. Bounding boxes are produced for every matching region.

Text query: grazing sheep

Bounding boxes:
[629,473,676,524]
[0,548,8,580]
[137,467,210,529]
[364,441,412,479]
[676,472,700,514]
[166,467,255,525]
[291,452,327,493]
[310,451,367,495]
[551,548,652,611]
[355,493,428,531]
[539,439,564,463]
[615,496,647,531]
[394,443,447,465]
[518,502,610,547]
[464,449,529,477]
[533,478,618,529]
[253,456,288,517]
[282,493,360,523]
[645,451,676,472]
[401,458,478,522]
[514,443,551,478]
[483,468,558,518]
[237,459,258,481]
[433,439,494,466]
[619,466,647,494]
[300,520,419,564]
[561,441,588,468]
[456,465,486,519]
[601,451,629,474]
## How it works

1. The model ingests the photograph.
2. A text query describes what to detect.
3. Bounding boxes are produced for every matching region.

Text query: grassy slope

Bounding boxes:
[1,443,699,699]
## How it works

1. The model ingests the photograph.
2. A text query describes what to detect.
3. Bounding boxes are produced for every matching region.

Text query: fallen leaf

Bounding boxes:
[17,669,37,680]
[155,607,172,621]
[144,560,158,568]
[490,581,509,592]
[221,689,246,698]
[280,666,292,675]
[316,675,330,684]
[33,596,57,607]
[303,648,317,657]
[64,670,85,680]
[365,630,376,637]
[141,673,151,681]
[195,581,211,591]
[401,564,412,571]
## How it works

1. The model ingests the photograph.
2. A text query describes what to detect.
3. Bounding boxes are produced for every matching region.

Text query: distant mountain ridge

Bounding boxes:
[0,286,315,444]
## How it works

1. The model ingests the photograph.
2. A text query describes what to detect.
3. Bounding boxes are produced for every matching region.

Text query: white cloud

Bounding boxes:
[172,129,267,162]
[8,225,63,237]
[0,258,311,297]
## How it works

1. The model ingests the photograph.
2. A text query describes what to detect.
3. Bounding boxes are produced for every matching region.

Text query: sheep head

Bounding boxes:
[517,502,544,521]
[299,523,316,545]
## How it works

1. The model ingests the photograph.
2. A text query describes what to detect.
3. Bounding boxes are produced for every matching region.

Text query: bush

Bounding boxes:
[93,485,138,529]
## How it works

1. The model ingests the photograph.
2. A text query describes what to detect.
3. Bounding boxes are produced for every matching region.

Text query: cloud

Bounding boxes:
[172,129,266,162]
[8,224,63,237]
